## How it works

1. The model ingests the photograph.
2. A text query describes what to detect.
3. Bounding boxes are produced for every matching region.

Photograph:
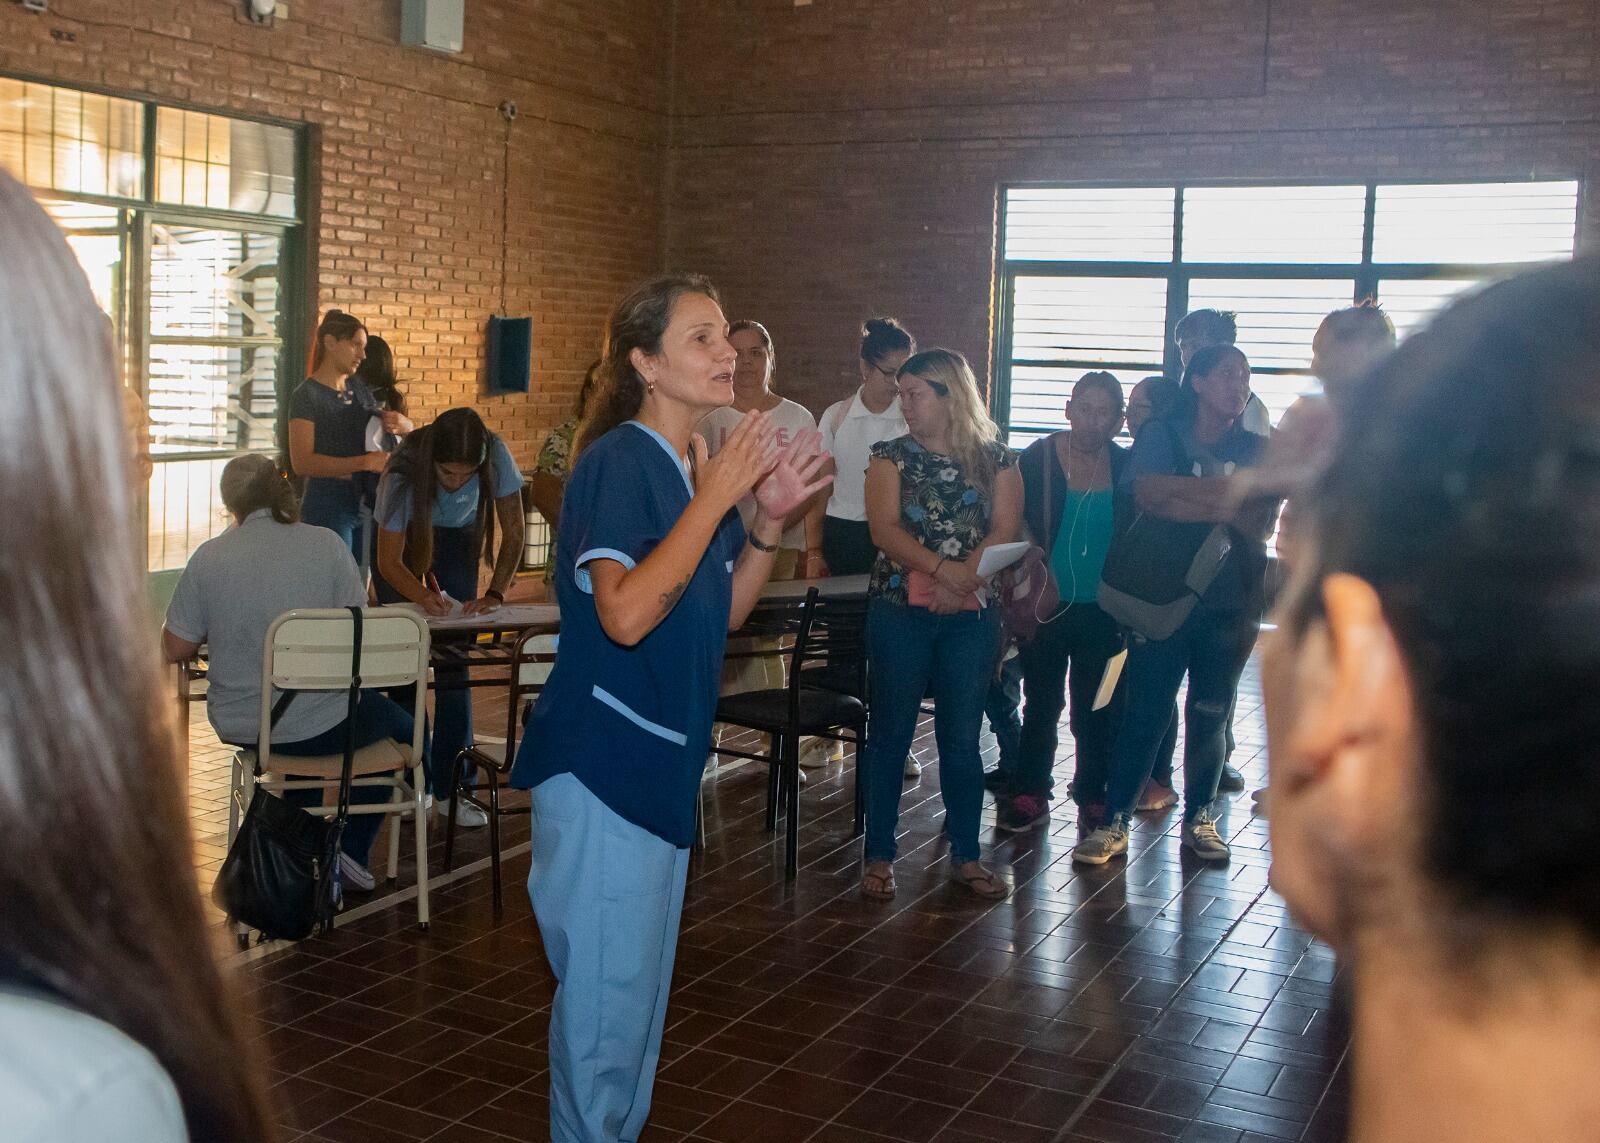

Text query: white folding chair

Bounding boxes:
[226,607,433,930]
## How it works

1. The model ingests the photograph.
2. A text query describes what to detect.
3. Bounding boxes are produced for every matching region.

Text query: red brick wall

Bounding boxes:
[666,0,1600,414]
[6,0,1599,440]
[0,0,672,462]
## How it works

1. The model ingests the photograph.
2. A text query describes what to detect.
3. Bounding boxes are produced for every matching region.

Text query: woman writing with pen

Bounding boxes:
[374,408,525,824]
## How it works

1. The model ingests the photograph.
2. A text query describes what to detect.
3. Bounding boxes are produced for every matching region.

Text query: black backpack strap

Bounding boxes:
[334,606,364,826]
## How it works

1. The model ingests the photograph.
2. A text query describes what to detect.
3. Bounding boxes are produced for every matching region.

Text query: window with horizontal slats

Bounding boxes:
[997,180,1581,446]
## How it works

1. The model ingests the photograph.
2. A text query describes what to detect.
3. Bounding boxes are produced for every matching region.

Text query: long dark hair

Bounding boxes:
[354,333,407,414]
[0,171,276,1138]
[1175,343,1251,429]
[390,407,498,578]
[1287,257,1600,942]
[308,307,365,372]
[575,272,720,457]
[220,453,299,524]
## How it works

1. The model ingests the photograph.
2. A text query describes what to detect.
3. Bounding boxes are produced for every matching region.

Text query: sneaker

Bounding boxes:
[1182,812,1231,862]
[435,797,490,829]
[1218,764,1246,792]
[904,754,922,779]
[997,793,1050,833]
[1072,821,1129,865]
[1136,779,1178,812]
[798,738,843,769]
[338,851,376,893]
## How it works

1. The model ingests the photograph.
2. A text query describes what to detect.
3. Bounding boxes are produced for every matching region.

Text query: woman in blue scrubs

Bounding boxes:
[511,273,831,1142]
[374,408,525,823]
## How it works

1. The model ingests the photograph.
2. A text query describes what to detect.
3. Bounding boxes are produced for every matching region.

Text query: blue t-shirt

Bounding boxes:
[509,421,746,847]
[290,376,384,508]
[1121,416,1269,611]
[375,436,524,532]
[289,377,382,462]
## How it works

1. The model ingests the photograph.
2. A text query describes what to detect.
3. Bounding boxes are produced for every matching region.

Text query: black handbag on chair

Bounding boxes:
[213,607,365,942]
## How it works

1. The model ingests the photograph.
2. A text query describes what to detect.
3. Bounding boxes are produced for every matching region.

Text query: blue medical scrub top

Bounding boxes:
[510,421,745,847]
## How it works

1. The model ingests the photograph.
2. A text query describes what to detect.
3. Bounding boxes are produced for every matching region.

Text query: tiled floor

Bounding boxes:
[198,662,1353,1142]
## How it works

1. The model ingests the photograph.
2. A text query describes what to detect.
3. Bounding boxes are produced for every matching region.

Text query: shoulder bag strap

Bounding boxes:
[335,606,364,825]
[247,688,299,777]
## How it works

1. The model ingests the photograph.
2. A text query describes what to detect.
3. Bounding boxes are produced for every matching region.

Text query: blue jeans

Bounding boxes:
[1104,606,1259,824]
[985,653,1023,775]
[375,523,478,797]
[864,599,1002,865]
[300,478,365,563]
[528,774,688,1142]
[275,689,419,866]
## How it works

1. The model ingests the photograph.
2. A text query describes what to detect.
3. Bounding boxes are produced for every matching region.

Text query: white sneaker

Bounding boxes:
[798,738,844,769]
[435,797,490,829]
[338,851,376,893]
[1072,822,1130,865]
[904,754,922,779]
[1182,812,1231,862]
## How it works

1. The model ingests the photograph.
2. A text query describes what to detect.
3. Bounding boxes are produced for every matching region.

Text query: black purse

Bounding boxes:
[214,607,365,942]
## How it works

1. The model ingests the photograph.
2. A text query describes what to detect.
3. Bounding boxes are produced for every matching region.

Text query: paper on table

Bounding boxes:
[389,593,463,620]
[976,541,1031,579]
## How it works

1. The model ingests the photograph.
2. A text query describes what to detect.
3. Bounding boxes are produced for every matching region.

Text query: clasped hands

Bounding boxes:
[690,409,834,524]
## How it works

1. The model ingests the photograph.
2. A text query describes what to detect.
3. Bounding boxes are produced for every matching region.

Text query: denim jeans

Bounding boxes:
[300,478,365,564]
[863,599,1002,865]
[375,522,477,797]
[984,652,1023,775]
[1014,602,1124,805]
[1103,606,1259,823]
[1152,704,1178,788]
[275,688,420,866]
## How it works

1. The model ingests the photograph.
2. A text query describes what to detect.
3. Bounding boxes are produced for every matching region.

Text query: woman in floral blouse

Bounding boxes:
[860,348,1022,900]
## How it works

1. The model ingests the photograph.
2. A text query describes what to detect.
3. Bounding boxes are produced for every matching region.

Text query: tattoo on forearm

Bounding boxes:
[658,577,689,616]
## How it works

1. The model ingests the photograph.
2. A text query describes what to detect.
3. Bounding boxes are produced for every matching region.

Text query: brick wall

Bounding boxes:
[6,0,1599,441]
[666,0,1600,413]
[0,0,672,462]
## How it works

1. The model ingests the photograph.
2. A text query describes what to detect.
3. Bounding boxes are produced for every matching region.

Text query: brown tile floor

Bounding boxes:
[198,662,1353,1142]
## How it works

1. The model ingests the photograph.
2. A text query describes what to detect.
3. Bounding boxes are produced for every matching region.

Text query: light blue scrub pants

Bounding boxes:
[527,773,690,1142]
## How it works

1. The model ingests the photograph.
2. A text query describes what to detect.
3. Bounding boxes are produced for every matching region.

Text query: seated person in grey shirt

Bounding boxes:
[162,454,419,891]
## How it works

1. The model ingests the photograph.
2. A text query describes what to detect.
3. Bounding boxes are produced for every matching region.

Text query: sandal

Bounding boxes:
[949,864,1010,901]
[860,864,897,900]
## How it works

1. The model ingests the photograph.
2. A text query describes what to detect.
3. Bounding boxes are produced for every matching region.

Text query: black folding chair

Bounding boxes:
[713,587,869,879]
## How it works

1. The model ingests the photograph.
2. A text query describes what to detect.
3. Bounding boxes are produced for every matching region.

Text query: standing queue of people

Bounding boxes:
[13,158,1600,1143]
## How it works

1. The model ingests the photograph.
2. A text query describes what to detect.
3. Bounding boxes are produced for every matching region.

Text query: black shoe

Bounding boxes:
[1218,764,1245,792]
[982,767,1010,795]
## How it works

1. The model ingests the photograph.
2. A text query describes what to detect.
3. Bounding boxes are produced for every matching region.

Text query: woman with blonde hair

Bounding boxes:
[859,348,1022,900]
[0,170,276,1139]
